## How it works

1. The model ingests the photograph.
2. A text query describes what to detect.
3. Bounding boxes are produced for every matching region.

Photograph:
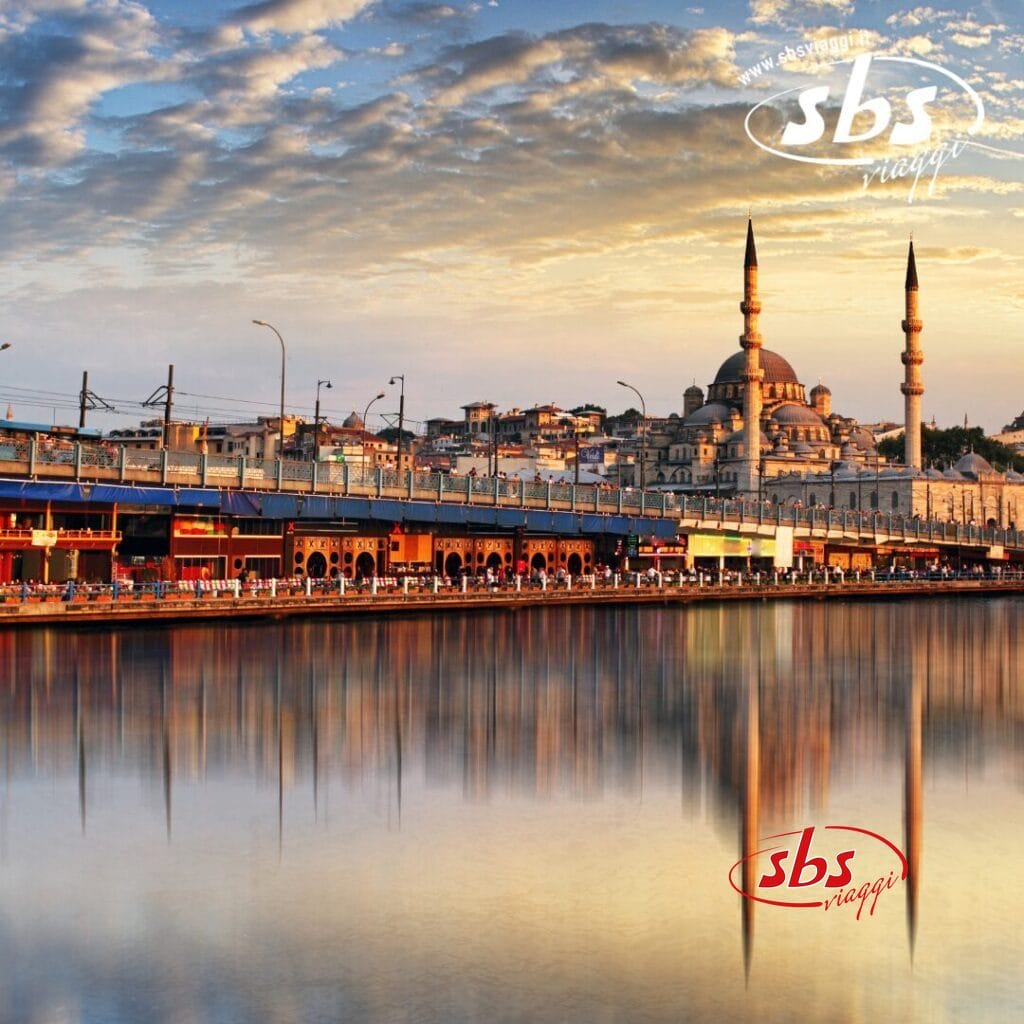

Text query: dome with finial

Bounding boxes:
[954,451,995,478]
[809,382,831,398]
[342,410,363,429]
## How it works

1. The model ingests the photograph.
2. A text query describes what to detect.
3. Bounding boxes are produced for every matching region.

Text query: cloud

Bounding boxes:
[232,0,375,35]
[0,0,161,165]
[385,2,466,25]
[416,23,742,108]
[749,0,855,27]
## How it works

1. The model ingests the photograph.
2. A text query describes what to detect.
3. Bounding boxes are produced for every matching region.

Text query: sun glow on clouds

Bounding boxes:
[0,1,1022,431]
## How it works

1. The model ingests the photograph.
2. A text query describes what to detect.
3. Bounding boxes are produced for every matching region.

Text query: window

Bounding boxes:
[892,492,900,510]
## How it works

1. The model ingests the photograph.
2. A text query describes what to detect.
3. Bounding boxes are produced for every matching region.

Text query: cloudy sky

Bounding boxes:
[1,0,1022,435]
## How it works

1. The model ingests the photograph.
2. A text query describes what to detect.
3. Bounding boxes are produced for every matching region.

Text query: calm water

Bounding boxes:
[1,600,1022,1023]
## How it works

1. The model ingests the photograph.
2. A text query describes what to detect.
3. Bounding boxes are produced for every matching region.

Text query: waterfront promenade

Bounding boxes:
[2,571,1021,626]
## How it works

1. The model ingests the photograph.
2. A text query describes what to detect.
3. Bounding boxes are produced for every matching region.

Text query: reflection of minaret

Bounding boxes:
[740,641,760,980]
[901,240,924,470]
[276,652,283,859]
[75,664,86,835]
[310,662,319,821]
[739,218,764,497]
[905,626,924,959]
[161,663,171,842]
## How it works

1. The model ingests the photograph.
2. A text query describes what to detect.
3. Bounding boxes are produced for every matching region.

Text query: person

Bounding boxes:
[237,567,249,584]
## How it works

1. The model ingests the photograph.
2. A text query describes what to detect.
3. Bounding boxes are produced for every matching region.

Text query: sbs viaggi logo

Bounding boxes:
[728,824,908,921]
[743,45,992,202]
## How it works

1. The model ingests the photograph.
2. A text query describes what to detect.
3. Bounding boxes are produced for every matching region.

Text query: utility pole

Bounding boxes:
[78,370,115,428]
[142,364,175,449]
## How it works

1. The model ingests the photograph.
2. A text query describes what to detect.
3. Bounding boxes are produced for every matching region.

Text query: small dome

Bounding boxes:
[684,402,732,426]
[810,383,831,396]
[924,467,945,479]
[1006,468,1024,482]
[849,428,876,450]
[954,452,995,477]
[769,403,826,427]
[684,383,704,396]
[792,441,815,455]
[342,410,363,428]
[943,466,965,480]
[713,349,800,385]
[840,442,859,457]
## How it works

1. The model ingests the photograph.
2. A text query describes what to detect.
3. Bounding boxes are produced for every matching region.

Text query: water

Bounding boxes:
[1,599,1022,1023]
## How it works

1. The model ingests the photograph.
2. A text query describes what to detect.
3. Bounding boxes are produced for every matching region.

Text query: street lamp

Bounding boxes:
[362,391,386,431]
[313,378,332,459]
[616,380,646,489]
[389,375,405,476]
[252,320,286,457]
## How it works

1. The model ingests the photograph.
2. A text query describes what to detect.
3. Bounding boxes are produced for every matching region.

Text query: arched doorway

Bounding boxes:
[567,553,583,575]
[444,552,463,578]
[355,552,376,579]
[485,552,503,573]
[530,552,547,572]
[306,552,328,578]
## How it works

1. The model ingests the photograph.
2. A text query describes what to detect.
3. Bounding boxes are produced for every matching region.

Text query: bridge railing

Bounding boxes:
[5,436,1024,547]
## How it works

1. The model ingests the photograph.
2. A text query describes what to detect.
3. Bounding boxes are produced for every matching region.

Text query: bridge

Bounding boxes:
[1,435,1022,556]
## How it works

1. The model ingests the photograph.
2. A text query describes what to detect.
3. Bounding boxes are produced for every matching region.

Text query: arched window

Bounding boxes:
[808,492,817,507]
[849,491,857,509]
[870,490,879,510]
[891,491,899,510]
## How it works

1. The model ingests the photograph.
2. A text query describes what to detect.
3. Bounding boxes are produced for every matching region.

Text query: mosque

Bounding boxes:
[646,221,1024,529]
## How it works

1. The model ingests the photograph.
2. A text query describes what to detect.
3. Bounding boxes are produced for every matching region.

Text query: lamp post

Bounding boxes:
[616,380,646,490]
[389,375,405,476]
[312,379,332,460]
[362,391,386,432]
[252,320,286,457]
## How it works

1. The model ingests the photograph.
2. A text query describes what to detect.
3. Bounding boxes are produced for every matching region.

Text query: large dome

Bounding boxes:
[713,348,800,385]
[683,401,733,426]
[769,403,826,427]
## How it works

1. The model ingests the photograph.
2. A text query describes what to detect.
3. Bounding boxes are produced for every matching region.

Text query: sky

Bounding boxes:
[0,0,1022,436]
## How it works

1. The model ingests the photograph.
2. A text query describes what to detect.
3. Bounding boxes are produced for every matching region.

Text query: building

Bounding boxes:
[642,220,884,495]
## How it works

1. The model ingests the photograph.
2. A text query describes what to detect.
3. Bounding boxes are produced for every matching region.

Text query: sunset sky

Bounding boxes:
[1,0,1022,435]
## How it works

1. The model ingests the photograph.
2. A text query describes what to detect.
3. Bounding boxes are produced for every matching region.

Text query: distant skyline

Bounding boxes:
[1,1,1023,435]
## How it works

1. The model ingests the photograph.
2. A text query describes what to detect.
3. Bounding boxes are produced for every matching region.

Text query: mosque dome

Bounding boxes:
[954,452,995,477]
[809,382,831,397]
[342,411,363,429]
[684,383,704,397]
[713,349,800,385]
[849,427,876,450]
[769,403,827,427]
[683,401,732,426]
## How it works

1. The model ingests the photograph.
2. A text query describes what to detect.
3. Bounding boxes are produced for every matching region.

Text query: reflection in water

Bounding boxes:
[2,600,1024,1022]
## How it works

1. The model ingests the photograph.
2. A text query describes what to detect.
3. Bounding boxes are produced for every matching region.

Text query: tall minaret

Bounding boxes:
[739,218,764,496]
[900,240,924,470]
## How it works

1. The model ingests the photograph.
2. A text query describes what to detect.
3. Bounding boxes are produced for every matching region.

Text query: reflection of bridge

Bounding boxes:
[3,436,1024,551]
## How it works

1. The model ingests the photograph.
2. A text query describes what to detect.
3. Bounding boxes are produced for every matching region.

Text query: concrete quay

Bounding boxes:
[1,577,1020,628]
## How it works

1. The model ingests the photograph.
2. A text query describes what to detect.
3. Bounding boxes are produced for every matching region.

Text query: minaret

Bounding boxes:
[739,218,764,496]
[900,241,924,470]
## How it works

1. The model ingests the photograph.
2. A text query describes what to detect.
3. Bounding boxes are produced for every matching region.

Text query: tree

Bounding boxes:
[568,404,607,417]
[611,407,642,424]
[375,427,417,445]
[878,425,1024,472]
